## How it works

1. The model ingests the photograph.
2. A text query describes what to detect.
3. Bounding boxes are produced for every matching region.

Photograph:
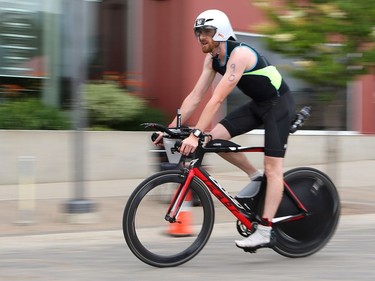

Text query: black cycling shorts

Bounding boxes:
[219,91,295,158]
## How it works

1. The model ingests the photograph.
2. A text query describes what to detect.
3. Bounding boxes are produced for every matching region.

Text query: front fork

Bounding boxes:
[164,168,195,223]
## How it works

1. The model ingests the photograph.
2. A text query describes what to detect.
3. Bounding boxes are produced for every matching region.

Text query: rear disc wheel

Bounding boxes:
[273,167,340,257]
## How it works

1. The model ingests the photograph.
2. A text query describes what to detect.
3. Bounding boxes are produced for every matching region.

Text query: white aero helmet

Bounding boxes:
[194,9,237,42]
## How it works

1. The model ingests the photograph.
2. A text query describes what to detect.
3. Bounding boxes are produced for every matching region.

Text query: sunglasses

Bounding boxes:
[194,26,217,38]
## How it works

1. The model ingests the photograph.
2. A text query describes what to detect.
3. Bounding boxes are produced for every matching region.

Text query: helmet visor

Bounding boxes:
[194,26,217,38]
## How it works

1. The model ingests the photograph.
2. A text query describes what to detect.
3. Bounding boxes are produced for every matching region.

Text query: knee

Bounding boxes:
[264,160,283,181]
[210,123,231,140]
[264,168,282,182]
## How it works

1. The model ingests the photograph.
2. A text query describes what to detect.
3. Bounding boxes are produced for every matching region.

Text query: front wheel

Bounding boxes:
[273,167,340,258]
[123,170,215,267]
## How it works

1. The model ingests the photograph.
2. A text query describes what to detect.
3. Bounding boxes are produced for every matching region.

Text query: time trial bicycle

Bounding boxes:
[122,107,340,267]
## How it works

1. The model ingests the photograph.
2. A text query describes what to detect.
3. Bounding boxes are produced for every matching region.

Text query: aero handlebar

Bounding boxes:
[144,105,312,143]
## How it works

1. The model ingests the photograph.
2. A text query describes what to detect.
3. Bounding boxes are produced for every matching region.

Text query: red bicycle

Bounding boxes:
[122,108,340,267]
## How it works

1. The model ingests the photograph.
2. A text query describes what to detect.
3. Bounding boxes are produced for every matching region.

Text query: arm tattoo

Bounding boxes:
[228,63,235,82]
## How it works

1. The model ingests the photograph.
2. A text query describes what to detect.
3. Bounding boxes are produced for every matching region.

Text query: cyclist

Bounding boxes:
[154,9,295,250]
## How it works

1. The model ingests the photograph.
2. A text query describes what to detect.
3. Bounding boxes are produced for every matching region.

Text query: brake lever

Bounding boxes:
[171,140,182,153]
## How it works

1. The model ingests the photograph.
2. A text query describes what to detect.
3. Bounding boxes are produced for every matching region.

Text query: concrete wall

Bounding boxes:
[0,131,153,185]
[0,130,374,185]
[206,131,375,172]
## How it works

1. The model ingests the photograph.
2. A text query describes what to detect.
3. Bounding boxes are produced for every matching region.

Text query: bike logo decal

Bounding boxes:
[311,178,323,196]
[189,159,200,168]
[208,176,245,211]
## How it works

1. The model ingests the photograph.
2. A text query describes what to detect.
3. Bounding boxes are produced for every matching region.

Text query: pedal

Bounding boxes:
[236,244,262,253]
[243,247,257,254]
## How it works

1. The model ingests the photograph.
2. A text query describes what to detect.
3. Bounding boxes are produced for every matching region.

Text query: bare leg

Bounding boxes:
[262,156,284,220]
[235,155,284,249]
[211,123,284,219]
[210,123,258,175]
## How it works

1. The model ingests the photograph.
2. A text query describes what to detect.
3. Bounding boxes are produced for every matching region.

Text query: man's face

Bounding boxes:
[194,27,219,53]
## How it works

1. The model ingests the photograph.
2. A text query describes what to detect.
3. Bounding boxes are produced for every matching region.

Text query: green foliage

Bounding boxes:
[86,83,167,131]
[0,83,167,131]
[86,83,145,124]
[0,98,71,130]
[256,0,375,88]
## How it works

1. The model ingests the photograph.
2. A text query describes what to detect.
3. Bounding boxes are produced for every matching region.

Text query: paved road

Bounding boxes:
[1,160,375,237]
[1,160,374,280]
[1,215,374,281]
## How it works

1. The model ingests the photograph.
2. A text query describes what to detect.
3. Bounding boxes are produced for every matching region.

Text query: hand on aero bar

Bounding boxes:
[152,132,164,147]
[180,134,199,156]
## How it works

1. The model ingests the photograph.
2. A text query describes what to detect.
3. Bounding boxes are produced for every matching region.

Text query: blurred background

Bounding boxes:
[0,0,374,230]
[0,0,374,131]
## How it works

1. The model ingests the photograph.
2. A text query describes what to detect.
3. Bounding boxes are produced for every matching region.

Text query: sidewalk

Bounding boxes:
[1,160,374,237]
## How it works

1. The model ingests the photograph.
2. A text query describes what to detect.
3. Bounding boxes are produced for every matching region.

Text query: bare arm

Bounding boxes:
[180,47,257,155]
[194,47,255,132]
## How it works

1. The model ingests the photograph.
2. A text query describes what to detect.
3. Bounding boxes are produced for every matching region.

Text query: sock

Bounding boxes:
[249,170,262,181]
[261,217,273,227]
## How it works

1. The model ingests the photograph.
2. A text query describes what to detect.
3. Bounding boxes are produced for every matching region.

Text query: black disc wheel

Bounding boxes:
[273,167,340,258]
[123,170,215,267]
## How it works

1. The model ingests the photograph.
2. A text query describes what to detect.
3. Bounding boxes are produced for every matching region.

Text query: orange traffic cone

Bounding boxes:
[167,191,193,237]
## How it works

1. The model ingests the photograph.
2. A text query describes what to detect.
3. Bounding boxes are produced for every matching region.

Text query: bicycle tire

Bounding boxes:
[273,167,340,258]
[123,170,215,267]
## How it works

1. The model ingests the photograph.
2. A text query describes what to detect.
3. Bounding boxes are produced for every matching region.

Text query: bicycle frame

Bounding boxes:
[164,142,309,231]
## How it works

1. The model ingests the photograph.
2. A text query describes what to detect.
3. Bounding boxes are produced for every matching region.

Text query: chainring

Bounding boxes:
[236,220,256,237]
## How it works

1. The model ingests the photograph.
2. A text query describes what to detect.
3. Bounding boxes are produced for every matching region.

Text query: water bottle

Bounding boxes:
[235,177,265,212]
[290,106,311,133]
[236,179,262,198]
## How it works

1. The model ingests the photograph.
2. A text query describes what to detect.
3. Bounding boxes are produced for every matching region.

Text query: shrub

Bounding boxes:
[0,98,71,130]
[0,83,167,131]
[86,83,167,130]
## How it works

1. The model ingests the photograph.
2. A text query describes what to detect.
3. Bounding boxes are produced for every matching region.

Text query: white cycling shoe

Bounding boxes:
[235,225,272,249]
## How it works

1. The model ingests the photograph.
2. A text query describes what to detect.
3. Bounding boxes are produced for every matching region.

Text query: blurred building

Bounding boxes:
[0,0,374,133]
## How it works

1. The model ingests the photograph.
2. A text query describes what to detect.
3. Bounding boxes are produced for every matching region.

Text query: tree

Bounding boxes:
[253,0,375,102]
[252,0,375,177]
